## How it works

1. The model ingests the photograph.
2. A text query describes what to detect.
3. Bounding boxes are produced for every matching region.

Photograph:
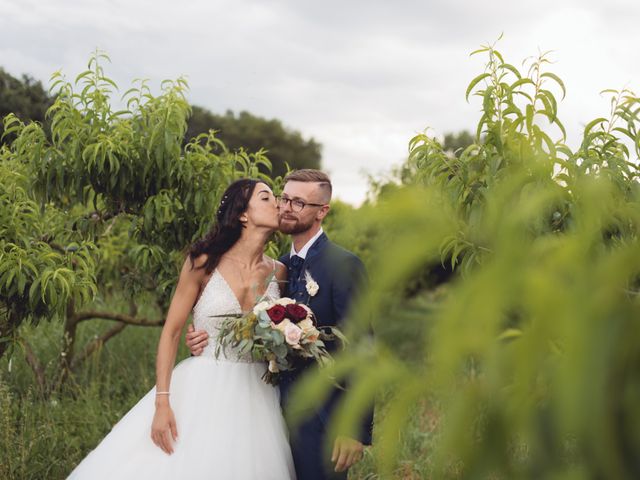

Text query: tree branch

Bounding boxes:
[71,322,128,369]
[129,298,138,317]
[74,310,164,327]
[20,338,46,391]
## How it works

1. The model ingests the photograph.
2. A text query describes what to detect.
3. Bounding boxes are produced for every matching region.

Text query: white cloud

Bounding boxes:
[0,0,638,204]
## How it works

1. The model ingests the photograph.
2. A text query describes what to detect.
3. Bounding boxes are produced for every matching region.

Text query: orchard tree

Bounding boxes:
[0,51,286,390]
[0,149,97,367]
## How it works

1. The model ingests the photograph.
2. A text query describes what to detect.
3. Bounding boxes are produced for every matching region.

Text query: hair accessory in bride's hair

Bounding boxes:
[216,194,230,220]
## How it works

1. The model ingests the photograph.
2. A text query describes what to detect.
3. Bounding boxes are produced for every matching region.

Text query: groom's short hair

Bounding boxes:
[284,169,332,203]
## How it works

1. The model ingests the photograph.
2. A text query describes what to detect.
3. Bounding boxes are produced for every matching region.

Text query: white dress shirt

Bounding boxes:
[290,227,324,260]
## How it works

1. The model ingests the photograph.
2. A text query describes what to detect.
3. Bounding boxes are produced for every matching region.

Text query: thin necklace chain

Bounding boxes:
[224,255,263,285]
[223,256,276,305]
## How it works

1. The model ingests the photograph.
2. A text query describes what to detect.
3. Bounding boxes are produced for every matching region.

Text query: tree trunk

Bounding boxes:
[58,299,78,387]
[0,310,20,360]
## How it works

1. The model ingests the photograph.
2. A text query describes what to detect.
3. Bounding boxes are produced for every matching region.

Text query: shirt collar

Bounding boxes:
[290,227,324,260]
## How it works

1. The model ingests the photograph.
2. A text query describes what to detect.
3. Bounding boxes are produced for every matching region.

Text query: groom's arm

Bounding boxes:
[332,254,367,329]
[325,252,374,472]
[330,253,374,446]
[186,324,208,355]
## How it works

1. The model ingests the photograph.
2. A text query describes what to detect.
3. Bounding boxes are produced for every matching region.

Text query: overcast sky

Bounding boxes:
[1,0,638,204]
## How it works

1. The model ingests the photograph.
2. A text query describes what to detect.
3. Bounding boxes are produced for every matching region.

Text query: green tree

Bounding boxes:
[0,67,321,177]
[292,42,640,479]
[0,68,53,144]
[443,130,474,156]
[0,51,287,389]
[186,106,322,177]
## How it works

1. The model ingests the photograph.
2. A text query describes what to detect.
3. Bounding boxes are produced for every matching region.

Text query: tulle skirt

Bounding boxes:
[67,356,296,479]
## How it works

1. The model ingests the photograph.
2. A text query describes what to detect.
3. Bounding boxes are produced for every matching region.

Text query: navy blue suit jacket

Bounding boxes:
[279,233,374,446]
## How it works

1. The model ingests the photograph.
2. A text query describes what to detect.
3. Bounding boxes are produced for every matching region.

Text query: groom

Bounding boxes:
[186,169,373,479]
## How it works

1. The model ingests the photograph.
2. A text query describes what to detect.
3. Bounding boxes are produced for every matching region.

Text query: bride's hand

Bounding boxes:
[151,403,178,454]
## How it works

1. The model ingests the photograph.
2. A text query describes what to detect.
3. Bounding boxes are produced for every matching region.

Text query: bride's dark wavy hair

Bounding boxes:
[189,178,262,274]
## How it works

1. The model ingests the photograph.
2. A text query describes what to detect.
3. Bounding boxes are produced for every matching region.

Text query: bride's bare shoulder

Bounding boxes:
[264,255,287,282]
[180,254,209,282]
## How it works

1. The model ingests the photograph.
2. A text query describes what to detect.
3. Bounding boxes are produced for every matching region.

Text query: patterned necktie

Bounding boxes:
[289,255,305,296]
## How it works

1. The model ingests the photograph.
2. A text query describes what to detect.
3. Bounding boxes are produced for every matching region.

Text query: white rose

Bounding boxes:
[306,282,319,296]
[253,301,271,315]
[276,297,296,306]
[297,319,314,332]
[304,271,319,297]
[284,323,303,346]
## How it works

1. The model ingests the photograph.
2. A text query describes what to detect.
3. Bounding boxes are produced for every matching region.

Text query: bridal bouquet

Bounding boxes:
[215,297,344,384]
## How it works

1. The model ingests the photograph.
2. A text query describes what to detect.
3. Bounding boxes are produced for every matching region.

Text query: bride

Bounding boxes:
[68,179,296,479]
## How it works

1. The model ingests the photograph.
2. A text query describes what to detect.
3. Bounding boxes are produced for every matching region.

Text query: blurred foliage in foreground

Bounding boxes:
[291,41,640,479]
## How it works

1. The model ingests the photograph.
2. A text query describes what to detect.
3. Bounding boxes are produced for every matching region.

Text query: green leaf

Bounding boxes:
[525,104,534,133]
[584,117,608,136]
[554,116,567,141]
[538,89,558,122]
[28,277,41,305]
[540,72,566,99]
[4,268,16,290]
[465,73,491,102]
[74,70,93,85]
[500,63,522,79]
[469,47,490,56]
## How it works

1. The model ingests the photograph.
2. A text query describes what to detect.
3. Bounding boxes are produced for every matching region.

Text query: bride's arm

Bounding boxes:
[151,257,203,454]
[274,260,287,294]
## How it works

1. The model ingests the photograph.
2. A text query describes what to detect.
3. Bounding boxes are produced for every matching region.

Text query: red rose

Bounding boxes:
[285,303,308,322]
[267,305,287,324]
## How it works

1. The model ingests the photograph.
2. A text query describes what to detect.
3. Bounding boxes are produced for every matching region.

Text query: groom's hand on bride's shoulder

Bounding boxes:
[332,436,365,472]
[186,324,208,356]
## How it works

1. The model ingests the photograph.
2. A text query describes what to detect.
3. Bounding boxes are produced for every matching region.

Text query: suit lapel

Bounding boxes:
[281,233,328,298]
[303,233,328,265]
[280,252,292,268]
[281,233,328,269]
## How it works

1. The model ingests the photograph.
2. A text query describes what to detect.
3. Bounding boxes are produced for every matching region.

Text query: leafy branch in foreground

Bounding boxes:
[291,42,640,479]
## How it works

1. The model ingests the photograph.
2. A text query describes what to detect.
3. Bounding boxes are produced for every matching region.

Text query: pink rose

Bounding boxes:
[284,323,303,346]
[272,319,292,332]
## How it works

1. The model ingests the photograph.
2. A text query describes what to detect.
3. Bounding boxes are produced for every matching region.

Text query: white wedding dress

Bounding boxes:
[68,270,296,479]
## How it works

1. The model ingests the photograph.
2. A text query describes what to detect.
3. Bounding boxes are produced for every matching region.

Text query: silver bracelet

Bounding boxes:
[156,391,170,395]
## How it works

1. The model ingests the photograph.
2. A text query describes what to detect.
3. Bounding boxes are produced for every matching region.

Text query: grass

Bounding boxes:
[0,315,439,480]
[0,318,174,479]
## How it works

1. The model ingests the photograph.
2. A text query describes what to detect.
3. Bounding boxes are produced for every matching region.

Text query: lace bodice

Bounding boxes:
[192,269,280,362]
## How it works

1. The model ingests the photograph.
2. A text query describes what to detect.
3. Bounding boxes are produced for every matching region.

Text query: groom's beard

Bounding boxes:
[278,215,314,235]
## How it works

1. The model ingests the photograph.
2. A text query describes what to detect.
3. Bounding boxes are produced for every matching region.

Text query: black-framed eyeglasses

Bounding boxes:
[276,196,325,213]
